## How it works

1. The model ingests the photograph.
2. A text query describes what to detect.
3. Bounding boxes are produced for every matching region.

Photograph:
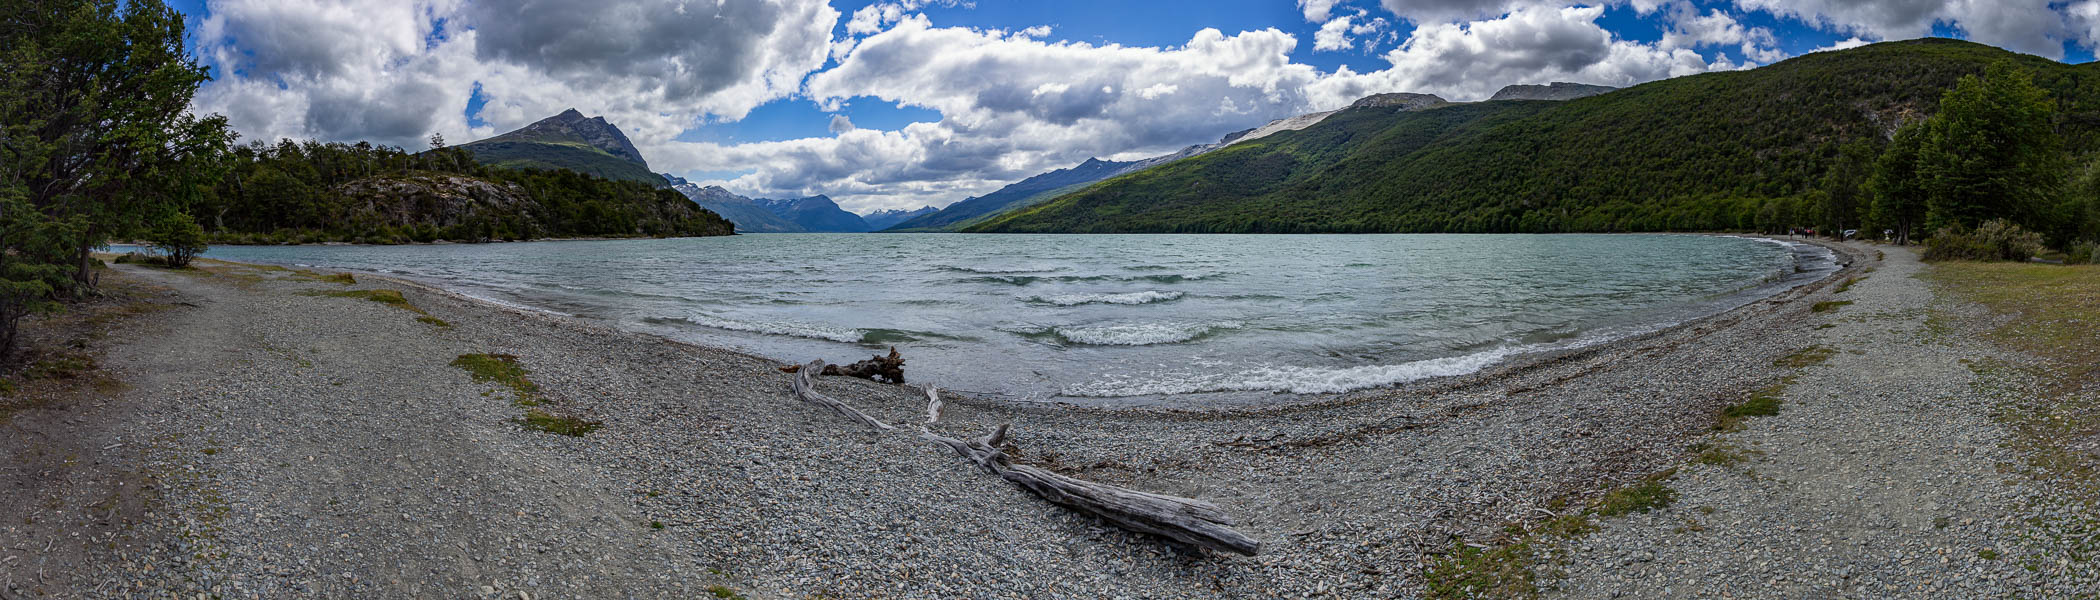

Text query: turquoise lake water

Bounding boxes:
[201,233,1834,405]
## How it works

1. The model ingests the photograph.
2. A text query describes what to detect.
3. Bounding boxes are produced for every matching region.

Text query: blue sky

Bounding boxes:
[174,0,2098,212]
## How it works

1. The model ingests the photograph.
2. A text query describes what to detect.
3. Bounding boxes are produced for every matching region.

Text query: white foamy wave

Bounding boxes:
[1053,321,1231,346]
[1064,347,1518,396]
[678,313,864,343]
[456,291,570,316]
[1026,291,1184,306]
[939,265,1057,274]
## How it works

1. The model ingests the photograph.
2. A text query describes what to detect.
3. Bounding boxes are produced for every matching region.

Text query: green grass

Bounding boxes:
[306,288,432,316]
[1595,474,1679,517]
[517,409,601,437]
[1774,344,1837,368]
[416,316,451,328]
[1811,300,1854,312]
[317,272,355,284]
[1690,441,1750,467]
[705,585,747,600]
[1835,275,1867,293]
[1424,539,1539,600]
[1930,262,2100,497]
[449,354,540,406]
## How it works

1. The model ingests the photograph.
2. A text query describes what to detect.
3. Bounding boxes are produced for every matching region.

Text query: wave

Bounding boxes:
[1051,321,1235,346]
[935,265,1062,274]
[1064,347,1519,396]
[1024,291,1184,306]
[648,314,865,343]
[964,273,1226,286]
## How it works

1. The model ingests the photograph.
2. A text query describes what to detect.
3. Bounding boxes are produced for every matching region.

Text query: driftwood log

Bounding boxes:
[919,422,1262,556]
[789,360,894,430]
[787,362,1260,556]
[780,348,906,383]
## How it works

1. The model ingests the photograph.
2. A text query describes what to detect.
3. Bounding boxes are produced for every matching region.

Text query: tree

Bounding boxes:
[150,212,206,268]
[1,0,232,292]
[1917,61,2064,233]
[1815,139,1877,236]
[1869,122,1928,244]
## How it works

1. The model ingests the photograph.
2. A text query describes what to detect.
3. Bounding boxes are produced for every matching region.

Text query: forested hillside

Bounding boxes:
[972,39,2100,246]
[188,141,734,244]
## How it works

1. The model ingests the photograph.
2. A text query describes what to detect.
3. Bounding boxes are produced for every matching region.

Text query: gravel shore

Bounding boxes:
[4,240,2086,599]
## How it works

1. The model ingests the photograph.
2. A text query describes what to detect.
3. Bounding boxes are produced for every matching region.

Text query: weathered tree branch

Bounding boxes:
[914,389,1261,556]
[789,360,893,430]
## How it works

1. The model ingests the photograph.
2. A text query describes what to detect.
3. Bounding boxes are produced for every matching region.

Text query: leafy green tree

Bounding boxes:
[0,191,79,360]
[1868,122,1929,244]
[1,0,232,291]
[1815,139,1877,236]
[1917,61,2064,233]
[150,212,206,268]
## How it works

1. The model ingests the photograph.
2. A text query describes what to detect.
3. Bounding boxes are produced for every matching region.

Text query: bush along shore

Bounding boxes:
[5,239,2093,598]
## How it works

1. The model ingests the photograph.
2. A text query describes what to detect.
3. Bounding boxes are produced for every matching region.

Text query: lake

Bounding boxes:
[201,234,1835,405]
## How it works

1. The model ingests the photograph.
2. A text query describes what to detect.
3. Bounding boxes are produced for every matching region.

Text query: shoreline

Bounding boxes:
[184,232,1850,412]
[10,238,1887,598]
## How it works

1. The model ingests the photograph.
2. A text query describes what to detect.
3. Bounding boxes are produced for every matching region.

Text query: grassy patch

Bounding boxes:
[1930,262,2100,498]
[415,316,451,328]
[1773,344,1837,368]
[1690,441,1750,467]
[1714,384,1785,433]
[449,354,540,405]
[1835,275,1867,293]
[316,272,355,284]
[517,409,601,436]
[1595,473,1678,517]
[1425,539,1538,600]
[1811,300,1854,312]
[1979,548,2001,560]
[706,585,747,600]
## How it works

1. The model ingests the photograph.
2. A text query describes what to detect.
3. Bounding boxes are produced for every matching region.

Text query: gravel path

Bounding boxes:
[31,239,2090,599]
[1546,245,2091,598]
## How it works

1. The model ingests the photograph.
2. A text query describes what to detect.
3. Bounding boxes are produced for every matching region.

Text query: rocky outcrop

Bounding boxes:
[332,175,539,230]
[1489,82,1617,101]
[1350,93,1450,111]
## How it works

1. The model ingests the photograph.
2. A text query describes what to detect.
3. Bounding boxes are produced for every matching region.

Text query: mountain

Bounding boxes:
[1488,82,1616,101]
[672,183,804,232]
[859,206,938,230]
[883,157,1139,231]
[886,94,1454,232]
[458,109,670,187]
[756,195,872,232]
[969,39,2100,234]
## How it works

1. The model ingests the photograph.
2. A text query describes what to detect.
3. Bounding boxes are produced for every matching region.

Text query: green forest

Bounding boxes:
[190,139,732,244]
[972,39,2100,253]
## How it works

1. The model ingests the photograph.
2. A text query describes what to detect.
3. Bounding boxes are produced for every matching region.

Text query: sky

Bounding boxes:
[170,0,2100,214]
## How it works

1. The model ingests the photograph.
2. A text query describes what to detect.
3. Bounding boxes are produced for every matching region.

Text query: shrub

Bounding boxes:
[150,212,207,268]
[2069,241,2099,265]
[1923,219,2045,262]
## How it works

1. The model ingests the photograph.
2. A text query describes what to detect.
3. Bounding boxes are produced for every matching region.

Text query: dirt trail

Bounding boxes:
[1548,246,2048,597]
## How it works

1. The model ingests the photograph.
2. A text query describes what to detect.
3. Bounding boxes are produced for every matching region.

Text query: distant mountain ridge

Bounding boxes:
[758,195,871,232]
[459,109,670,187]
[1489,82,1617,101]
[883,92,1454,232]
[668,181,875,232]
[860,206,937,230]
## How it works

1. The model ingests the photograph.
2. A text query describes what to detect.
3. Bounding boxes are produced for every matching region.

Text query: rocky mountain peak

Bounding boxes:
[1488,82,1617,101]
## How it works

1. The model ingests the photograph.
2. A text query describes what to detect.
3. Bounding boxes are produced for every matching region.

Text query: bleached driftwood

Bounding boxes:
[916,389,1261,556]
[922,385,944,424]
[790,359,893,430]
